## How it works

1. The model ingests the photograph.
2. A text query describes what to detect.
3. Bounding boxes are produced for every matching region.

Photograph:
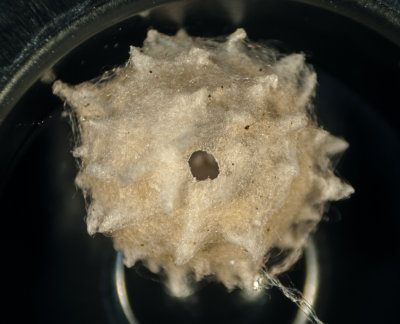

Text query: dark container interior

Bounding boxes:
[0,1,399,323]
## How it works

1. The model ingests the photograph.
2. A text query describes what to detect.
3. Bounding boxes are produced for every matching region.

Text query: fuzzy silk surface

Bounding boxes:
[53,29,353,297]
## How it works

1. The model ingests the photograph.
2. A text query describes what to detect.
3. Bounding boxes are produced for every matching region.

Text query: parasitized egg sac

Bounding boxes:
[53,29,353,297]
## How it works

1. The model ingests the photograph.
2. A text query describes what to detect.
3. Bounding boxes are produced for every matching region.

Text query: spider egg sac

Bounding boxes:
[53,29,354,297]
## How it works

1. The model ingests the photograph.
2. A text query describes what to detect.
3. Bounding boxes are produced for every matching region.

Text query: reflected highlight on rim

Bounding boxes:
[115,252,139,324]
[115,239,320,324]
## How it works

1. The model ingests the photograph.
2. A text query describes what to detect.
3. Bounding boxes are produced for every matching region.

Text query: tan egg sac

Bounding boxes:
[53,29,353,297]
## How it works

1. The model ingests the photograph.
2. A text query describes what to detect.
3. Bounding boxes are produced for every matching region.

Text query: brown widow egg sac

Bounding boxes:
[53,28,353,297]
